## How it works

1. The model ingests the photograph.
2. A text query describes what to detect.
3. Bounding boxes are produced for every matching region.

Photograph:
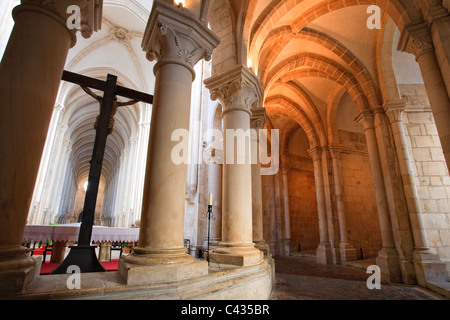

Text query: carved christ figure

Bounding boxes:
[81,86,138,135]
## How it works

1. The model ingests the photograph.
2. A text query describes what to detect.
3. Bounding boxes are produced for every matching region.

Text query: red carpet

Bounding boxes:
[39,259,119,275]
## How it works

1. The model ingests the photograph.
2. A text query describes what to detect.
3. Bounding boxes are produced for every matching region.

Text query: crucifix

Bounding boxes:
[51,70,153,274]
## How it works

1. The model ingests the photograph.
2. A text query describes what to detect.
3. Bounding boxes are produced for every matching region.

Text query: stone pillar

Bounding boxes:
[355,111,402,282]
[399,23,450,175]
[251,108,270,255]
[119,1,219,284]
[0,0,102,294]
[385,102,449,286]
[204,145,223,247]
[308,147,332,264]
[204,65,264,267]
[328,146,357,262]
[280,165,292,255]
[417,1,450,97]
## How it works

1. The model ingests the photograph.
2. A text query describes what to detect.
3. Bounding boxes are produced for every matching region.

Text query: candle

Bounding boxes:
[208,193,213,206]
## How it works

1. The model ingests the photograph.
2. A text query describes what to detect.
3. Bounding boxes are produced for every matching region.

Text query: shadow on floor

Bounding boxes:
[270,255,447,300]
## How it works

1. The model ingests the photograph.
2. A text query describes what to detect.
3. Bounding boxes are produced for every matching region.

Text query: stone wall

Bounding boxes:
[400,84,450,265]
[339,130,383,259]
[288,155,319,252]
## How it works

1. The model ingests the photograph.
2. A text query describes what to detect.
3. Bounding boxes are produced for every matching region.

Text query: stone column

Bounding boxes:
[251,108,270,255]
[385,102,449,285]
[308,147,332,264]
[355,111,402,282]
[417,1,450,96]
[119,1,219,285]
[204,65,264,267]
[0,0,102,293]
[203,145,223,247]
[328,146,357,262]
[280,165,292,255]
[399,23,450,175]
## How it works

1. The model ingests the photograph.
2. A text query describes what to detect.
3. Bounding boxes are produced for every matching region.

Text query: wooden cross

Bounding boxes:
[51,71,153,274]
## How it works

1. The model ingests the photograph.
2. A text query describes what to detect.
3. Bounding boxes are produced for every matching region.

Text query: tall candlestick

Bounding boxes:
[208,193,213,206]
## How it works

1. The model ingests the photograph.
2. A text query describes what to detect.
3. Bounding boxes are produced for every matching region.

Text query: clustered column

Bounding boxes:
[280,165,292,255]
[251,108,270,255]
[328,146,357,262]
[355,110,402,282]
[119,1,219,284]
[399,23,450,174]
[205,65,264,267]
[0,0,102,293]
[308,147,332,264]
[385,103,449,285]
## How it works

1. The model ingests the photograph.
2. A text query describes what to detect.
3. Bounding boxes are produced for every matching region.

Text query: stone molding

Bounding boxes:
[398,22,434,61]
[205,65,263,116]
[250,107,267,130]
[17,0,102,46]
[142,0,219,79]
[354,110,375,131]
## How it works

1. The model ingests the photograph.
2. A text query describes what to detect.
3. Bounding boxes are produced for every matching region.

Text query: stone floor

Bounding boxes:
[269,255,448,300]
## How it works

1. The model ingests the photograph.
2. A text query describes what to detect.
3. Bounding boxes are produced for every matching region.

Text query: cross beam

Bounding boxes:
[51,71,153,274]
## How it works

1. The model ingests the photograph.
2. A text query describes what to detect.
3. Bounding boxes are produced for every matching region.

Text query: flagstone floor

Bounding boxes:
[269,255,447,300]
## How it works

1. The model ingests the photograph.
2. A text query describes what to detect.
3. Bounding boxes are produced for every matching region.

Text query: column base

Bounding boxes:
[119,247,208,285]
[119,258,208,285]
[211,244,263,267]
[375,247,402,283]
[0,246,41,294]
[339,243,357,263]
[255,241,270,255]
[316,242,333,264]
[413,249,449,287]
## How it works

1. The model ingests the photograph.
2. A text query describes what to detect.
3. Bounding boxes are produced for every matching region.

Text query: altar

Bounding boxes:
[22,223,140,263]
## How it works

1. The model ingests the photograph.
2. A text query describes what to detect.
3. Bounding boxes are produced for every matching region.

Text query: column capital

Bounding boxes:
[142,0,219,80]
[383,99,408,124]
[307,146,323,160]
[354,110,375,131]
[17,0,103,47]
[280,164,291,174]
[250,107,267,130]
[204,64,263,116]
[398,22,434,61]
[328,145,344,159]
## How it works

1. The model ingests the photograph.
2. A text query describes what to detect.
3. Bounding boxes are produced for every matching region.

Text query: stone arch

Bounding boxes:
[264,53,370,112]
[264,95,320,148]
[327,86,348,145]
[206,0,238,75]
[375,14,402,102]
[248,0,422,61]
[258,26,381,108]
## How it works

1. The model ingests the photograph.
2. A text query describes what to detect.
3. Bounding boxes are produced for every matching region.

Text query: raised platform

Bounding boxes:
[0,256,274,300]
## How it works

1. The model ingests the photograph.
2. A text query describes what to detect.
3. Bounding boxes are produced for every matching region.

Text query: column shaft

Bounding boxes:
[119,1,219,284]
[308,148,332,264]
[0,1,101,293]
[205,65,264,266]
[329,146,356,262]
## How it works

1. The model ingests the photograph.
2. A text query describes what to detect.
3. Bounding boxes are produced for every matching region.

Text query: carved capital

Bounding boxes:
[205,65,262,116]
[328,145,343,160]
[355,110,375,131]
[251,108,267,130]
[17,0,102,46]
[307,147,323,161]
[142,0,219,79]
[383,99,407,124]
[398,22,434,60]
